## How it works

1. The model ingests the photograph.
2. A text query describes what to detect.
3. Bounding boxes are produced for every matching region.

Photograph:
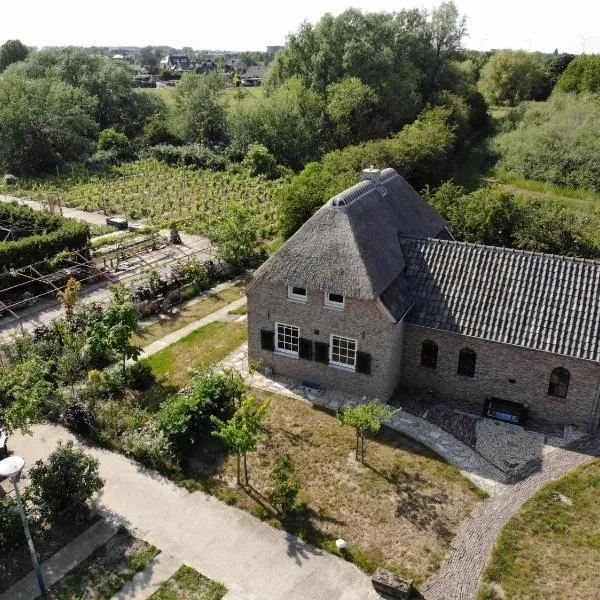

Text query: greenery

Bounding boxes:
[26,440,104,521]
[0,203,89,269]
[211,396,270,485]
[478,459,600,600]
[478,50,550,106]
[0,497,24,553]
[494,93,600,193]
[0,39,29,72]
[213,204,259,267]
[268,454,302,515]
[338,402,397,462]
[555,54,600,94]
[150,565,227,600]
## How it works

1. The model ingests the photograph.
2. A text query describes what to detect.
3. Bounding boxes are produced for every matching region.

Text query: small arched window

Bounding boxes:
[548,367,570,398]
[420,340,438,369]
[457,348,476,377]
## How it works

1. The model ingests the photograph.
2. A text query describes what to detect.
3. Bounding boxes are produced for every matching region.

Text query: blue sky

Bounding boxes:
[2,0,598,54]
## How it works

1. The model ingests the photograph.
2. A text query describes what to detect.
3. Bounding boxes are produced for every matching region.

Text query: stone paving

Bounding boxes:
[219,343,508,496]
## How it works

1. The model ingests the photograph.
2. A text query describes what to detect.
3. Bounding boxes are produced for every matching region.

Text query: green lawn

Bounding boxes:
[133,283,246,348]
[478,459,600,600]
[149,565,226,600]
[142,320,247,386]
[44,530,159,600]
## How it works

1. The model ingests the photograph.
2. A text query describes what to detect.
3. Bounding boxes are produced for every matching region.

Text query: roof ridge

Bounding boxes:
[398,235,600,265]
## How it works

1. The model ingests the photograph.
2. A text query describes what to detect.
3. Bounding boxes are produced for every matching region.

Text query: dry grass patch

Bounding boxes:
[199,393,483,584]
[150,565,227,600]
[478,458,600,600]
[133,283,246,348]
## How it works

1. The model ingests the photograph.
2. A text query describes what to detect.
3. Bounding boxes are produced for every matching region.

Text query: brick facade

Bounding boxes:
[247,280,403,400]
[399,324,600,432]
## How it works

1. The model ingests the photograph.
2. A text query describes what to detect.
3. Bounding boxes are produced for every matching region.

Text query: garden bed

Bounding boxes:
[149,565,227,600]
[478,458,600,600]
[196,392,484,585]
[42,529,159,600]
[0,515,99,593]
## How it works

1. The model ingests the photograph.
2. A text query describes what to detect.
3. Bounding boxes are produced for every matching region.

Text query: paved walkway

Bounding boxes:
[139,297,247,360]
[422,433,600,600]
[0,519,118,600]
[111,552,181,600]
[9,425,380,600]
[219,344,507,496]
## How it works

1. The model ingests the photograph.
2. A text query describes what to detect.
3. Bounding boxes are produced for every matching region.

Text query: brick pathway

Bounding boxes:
[422,434,600,600]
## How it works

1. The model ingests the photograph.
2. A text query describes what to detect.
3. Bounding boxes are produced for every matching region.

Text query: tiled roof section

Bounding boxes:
[400,238,600,362]
[379,272,414,321]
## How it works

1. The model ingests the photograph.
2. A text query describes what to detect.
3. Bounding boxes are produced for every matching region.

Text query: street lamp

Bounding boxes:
[0,455,47,596]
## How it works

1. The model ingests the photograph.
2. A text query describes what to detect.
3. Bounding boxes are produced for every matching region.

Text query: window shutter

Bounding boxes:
[299,338,313,360]
[314,341,329,364]
[260,329,274,351]
[356,351,371,375]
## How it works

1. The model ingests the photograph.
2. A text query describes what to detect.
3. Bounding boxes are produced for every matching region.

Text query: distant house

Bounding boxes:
[247,168,600,434]
[160,55,193,72]
[196,59,217,75]
[241,66,268,86]
[224,57,246,73]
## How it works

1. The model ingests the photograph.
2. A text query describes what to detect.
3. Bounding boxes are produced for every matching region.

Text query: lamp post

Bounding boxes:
[0,455,47,596]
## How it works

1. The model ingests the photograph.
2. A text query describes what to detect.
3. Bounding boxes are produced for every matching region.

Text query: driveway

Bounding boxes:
[9,425,379,600]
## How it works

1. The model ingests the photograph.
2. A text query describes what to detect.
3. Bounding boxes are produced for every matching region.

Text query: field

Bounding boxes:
[143,85,264,110]
[478,459,600,600]
[1,159,286,239]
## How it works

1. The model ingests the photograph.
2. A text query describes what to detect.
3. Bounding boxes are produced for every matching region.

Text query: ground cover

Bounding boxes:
[133,282,246,347]
[149,565,227,600]
[0,516,97,592]
[197,391,484,585]
[0,159,286,240]
[43,529,159,600]
[142,320,247,387]
[478,459,600,600]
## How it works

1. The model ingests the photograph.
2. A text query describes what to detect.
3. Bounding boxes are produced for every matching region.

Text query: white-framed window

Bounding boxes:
[288,286,307,303]
[330,334,357,369]
[324,292,344,309]
[275,323,300,356]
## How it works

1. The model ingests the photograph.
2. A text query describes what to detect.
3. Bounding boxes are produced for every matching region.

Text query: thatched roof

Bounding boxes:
[254,168,448,299]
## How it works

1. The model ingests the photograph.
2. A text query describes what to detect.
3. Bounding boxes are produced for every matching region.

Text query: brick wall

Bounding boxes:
[399,324,600,432]
[247,280,403,400]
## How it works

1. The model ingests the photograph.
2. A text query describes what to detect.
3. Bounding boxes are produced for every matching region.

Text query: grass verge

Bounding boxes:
[149,565,227,600]
[196,392,483,585]
[133,282,246,347]
[478,458,600,600]
[44,530,159,600]
[142,320,247,387]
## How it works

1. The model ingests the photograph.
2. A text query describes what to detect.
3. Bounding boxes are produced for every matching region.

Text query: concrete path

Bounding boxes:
[219,343,507,496]
[110,552,181,600]
[0,519,118,600]
[9,425,380,600]
[139,296,247,360]
[422,433,600,600]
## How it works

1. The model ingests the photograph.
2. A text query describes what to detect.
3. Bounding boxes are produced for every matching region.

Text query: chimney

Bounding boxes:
[361,166,381,183]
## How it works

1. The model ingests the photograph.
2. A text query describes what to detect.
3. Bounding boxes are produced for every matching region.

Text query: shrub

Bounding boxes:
[167,289,183,305]
[97,367,128,399]
[150,144,228,171]
[126,361,155,391]
[58,395,98,438]
[3,173,17,185]
[268,454,301,515]
[0,497,25,553]
[27,440,104,521]
[120,425,180,476]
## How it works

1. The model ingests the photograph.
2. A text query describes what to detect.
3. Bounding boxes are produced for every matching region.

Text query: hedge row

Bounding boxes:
[0,204,90,269]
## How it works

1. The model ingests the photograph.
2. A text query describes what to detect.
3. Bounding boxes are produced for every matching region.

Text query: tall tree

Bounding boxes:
[0,39,28,72]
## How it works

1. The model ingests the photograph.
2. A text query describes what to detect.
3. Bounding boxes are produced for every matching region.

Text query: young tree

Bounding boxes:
[214,204,259,268]
[211,396,270,486]
[57,277,81,323]
[242,142,278,179]
[338,402,397,462]
[0,39,29,72]
[27,440,104,521]
[268,454,301,515]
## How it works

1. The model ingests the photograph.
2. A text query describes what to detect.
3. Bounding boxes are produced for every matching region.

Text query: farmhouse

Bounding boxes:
[247,168,600,433]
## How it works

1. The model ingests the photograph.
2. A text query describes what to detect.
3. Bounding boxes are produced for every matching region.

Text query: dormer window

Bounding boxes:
[288,286,307,303]
[325,292,344,309]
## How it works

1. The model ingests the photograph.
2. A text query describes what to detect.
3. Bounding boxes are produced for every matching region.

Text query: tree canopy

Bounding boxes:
[0,39,29,72]
[555,55,600,94]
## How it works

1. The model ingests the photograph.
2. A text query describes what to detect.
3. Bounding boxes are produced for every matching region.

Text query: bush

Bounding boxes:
[27,440,104,521]
[58,395,98,438]
[120,425,180,476]
[126,361,156,391]
[97,367,128,399]
[0,497,25,553]
[268,454,301,515]
[150,144,228,171]
[3,173,17,185]
[157,368,244,451]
